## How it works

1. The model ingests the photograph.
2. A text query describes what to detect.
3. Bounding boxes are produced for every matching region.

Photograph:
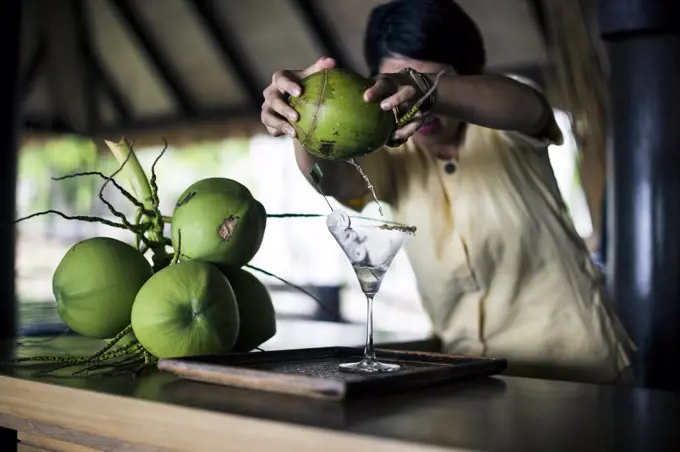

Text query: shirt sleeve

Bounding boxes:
[334,147,399,212]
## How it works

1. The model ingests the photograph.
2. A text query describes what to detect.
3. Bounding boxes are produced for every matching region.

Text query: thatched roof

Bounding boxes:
[19,0,549,144]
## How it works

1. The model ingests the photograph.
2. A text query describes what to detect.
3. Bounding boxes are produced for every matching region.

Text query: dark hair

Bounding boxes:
[364,0,486,77]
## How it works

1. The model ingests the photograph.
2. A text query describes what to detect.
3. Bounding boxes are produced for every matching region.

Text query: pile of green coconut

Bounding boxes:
[12,67,409,377]
[13,138,282,376]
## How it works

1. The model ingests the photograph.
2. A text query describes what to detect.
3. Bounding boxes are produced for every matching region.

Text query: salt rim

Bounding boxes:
[378,223,416,234]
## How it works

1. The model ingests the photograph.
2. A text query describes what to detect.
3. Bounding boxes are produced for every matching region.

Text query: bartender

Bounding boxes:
[260,0,634,384]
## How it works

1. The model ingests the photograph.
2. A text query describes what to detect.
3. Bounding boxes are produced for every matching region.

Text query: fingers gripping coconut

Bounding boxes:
[261,57,444,213]
[263,58,369,203]
[261,57,441,156]
[9,138,328,377]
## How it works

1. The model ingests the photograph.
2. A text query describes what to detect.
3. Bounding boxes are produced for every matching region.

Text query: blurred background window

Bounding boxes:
[16,111,588,336]
[14,0,599,339]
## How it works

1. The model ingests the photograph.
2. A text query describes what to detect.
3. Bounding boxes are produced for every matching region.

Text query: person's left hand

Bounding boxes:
[363,72,427,146]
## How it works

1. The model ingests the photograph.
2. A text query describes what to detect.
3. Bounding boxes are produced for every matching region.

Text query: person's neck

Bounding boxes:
[414,123,466,161]
[431,143,458,161]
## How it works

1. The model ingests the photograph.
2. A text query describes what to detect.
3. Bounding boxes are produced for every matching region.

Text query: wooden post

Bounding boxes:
[0,0,22,338]
[599,0,680,391]
[0,2,22,450]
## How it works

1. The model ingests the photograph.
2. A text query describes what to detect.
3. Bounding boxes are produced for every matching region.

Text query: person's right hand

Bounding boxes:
[261,57,337,138]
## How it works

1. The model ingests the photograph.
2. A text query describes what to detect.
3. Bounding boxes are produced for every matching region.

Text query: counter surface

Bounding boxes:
[1,320,679,452]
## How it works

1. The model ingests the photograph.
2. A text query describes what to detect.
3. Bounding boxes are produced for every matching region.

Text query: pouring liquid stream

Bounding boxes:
[347,158,383,216]
[312,159,385,289]
[306,69,447,219]
[309,160,384,217]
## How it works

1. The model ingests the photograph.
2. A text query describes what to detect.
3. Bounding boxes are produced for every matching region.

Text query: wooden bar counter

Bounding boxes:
[1,319,679,452]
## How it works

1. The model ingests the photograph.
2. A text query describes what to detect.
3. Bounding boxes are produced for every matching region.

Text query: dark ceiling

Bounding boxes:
[18,0,549,141]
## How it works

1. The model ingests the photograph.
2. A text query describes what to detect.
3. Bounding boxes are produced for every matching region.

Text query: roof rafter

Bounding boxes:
[187,0,262,111]
[20,37,46,104]
[110,0,196,116]
[529,0,548,40]
[289,0,353,71]
[73,0,100,132]
[84,46,132,120]
[91,106,259,137]
[41,0,90,133]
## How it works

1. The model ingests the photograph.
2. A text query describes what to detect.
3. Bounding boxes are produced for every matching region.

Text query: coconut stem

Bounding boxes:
[14,340,140,365]
[266,213,325,218]
[52,171,153,216]
[134,209,144,251]
[72,356,140,377]
[104,138,155,211]
[14,339,151,378]
[87,325,134,362]
[149,139,167,212]
[104,138,172,272]
[14,210,133,230]
[17,139,171,271]
[70,343,146,376]
[22,152,165,256]
[99,149,155,250]
[245,264,335,319]
[172,230,182,264]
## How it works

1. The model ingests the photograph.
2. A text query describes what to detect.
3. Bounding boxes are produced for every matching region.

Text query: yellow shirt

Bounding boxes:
[339,122,635,384]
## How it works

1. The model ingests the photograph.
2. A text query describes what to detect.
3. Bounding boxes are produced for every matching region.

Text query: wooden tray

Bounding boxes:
[157,347,507,401]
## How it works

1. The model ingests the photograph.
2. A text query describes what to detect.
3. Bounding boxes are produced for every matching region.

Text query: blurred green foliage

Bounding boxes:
[19,136,101,213]
[18,135,252,216]
[175,138,250,172]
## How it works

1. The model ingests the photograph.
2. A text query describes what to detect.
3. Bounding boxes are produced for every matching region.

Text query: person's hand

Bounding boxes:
[364,72,429,145]
[261,57,337,138]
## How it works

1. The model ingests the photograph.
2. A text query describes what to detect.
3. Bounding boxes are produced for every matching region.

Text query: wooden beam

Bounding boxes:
[530,0,548,39]
[290,0,353,70]
[22,116,78,135]
[188,0,262,111]
[40,0,90,134]
[22,106,260,141]
[19,37,46,105]
[91,107,259,137]
[84,47,132,120]
[72,0,100,132]
[110,0,196,116]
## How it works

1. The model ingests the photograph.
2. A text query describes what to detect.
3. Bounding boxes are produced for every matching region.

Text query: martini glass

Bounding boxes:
[326,211,416,373]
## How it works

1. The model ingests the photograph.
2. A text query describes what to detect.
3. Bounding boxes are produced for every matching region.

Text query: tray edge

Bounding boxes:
[158,358,348,401]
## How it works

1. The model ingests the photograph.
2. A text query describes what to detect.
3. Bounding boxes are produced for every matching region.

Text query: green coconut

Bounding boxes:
[130,260,240,359]
[221,267,276,352]
[288,68,396,160]
[170,178,267,268]
[52,236,153,339]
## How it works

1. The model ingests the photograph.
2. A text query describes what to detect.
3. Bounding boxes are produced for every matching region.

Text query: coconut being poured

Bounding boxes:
[287,67,444,215]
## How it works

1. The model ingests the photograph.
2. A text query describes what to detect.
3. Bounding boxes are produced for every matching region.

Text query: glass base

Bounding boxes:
[338,358,402,374]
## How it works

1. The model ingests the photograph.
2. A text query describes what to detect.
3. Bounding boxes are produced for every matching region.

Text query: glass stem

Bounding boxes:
[363,294,376,362]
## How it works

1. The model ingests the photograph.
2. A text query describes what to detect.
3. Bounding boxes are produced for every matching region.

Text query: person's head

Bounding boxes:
[364,0,486,145]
